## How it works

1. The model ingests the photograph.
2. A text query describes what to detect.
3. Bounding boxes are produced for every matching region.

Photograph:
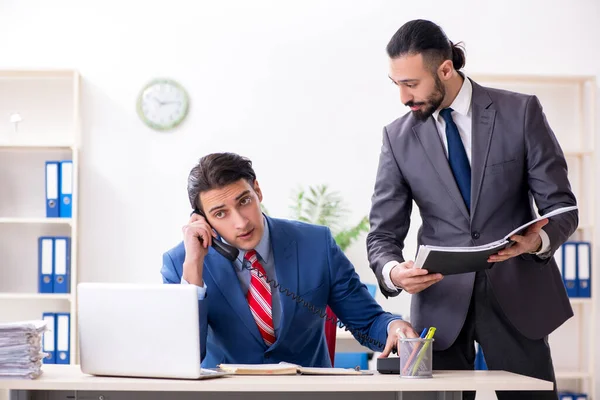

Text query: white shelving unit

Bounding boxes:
[469,73,597,399]
[0,70,81,368]
[0,218,73,225]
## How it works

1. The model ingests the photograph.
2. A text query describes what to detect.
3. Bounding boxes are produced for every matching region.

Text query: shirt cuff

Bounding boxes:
[386,318,403,334]
[181,277,207,300]
[382,261,401,292]
[535,228,551,255]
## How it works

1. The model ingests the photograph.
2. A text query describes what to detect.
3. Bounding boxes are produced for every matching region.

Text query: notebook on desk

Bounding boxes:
[218,362,372,375]
[77,282,229,380]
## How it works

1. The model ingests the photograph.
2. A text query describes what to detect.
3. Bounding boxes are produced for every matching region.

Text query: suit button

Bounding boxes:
[472,232,480,239]
[265,354,270,359]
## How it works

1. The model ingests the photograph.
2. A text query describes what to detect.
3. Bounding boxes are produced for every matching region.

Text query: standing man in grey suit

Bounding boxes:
[367,19,578,400]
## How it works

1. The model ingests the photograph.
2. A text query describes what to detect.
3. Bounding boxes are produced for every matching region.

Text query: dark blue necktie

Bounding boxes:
[440,108,471,210]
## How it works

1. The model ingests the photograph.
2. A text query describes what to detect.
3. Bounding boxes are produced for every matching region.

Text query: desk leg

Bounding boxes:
[396,391,463,400]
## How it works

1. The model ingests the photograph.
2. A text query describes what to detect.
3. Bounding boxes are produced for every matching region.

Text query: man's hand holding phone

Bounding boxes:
[182,213,217,286]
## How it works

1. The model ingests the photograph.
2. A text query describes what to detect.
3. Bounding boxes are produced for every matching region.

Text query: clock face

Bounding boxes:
[136,78,189,131]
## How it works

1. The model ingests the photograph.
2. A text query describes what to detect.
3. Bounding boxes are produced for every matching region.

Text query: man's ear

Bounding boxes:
[438,59,454,81]
[253,180,263,202]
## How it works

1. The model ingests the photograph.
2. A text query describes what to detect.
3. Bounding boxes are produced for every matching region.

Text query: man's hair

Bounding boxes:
[187,152,257,212]
[386,19,466,72]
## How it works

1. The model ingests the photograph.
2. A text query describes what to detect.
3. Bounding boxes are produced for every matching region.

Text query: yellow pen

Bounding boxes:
[425,327,436,340]
[410,327,436,376]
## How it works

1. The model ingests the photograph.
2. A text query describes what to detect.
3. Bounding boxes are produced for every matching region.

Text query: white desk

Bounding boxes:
[1,365,552,400]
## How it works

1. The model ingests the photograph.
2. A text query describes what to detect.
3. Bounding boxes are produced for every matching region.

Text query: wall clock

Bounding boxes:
[136,78,189,131]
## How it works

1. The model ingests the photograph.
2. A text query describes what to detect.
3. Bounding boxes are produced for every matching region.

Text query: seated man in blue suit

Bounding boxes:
[161,152,418,367]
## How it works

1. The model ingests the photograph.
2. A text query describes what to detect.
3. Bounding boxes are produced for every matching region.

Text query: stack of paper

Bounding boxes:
[0,320,48,379]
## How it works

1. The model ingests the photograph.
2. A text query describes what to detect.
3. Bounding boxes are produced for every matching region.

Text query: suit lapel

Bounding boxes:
[203,249,264,347]
[414,118,470,222]
[265,217,299,351]
[469,80,495,218]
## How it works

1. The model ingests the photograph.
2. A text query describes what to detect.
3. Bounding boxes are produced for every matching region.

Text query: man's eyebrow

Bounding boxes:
[208,204,225,213]
[400,79,420,84]
[235,190,251,201]
[389,75,419,83]
[207,190,252,213]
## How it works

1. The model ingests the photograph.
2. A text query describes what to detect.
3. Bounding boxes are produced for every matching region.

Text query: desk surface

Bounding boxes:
[0,365,553,392]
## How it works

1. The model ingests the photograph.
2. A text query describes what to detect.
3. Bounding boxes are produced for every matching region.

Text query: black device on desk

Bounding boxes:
[377,357,400,374]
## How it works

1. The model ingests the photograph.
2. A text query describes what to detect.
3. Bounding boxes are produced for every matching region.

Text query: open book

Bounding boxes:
[217,362,371,375]
[414,206,577,275]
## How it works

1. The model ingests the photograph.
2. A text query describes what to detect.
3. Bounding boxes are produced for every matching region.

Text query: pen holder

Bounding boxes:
[398,338,434,378]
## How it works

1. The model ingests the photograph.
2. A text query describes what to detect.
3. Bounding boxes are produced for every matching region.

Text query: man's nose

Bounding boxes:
[400,87,413,105]
[232,210,248,229]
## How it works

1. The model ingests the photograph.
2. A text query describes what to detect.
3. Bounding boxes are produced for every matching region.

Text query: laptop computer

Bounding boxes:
[77,282,228,380]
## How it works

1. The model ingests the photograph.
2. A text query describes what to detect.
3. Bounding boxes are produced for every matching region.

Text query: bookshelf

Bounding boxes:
[469,73,597,399]
[0,70,81,373]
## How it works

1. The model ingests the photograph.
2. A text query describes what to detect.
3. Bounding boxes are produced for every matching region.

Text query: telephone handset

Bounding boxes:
[192,209,239,262]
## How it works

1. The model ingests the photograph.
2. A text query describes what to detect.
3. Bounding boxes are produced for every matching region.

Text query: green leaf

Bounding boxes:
[283,184,369,252]
[334,216,369,251]
[264,184,369,251]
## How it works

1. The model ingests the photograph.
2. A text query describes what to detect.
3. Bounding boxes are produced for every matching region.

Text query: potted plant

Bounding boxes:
[288,184,369,252]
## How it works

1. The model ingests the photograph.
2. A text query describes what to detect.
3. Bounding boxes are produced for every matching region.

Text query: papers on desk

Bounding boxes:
[0,320,49,379]
[414,206,578,275]
[218,363,298,375]
[217,362,371,375]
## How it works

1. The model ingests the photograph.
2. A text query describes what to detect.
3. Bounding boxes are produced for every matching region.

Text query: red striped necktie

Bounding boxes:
[244,249,276,346]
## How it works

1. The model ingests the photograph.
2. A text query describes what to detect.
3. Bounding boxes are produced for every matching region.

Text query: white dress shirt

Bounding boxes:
[382,75,551,292]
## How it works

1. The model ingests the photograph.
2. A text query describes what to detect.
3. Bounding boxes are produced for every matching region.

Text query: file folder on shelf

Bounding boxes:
[59,160,73,218]
[41,313,56,364]
[559,394,588,400]
[45,161,60,218]
[38,237,54,293]
[475,343,487,370]
[563,242,578,297]
[55,313,70,364]
[554,244,563,277]
[53,237,71,293]
[558,394,574,400]
[576,242,591,298]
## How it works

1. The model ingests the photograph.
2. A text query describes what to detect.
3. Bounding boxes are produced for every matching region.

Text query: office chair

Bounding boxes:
[325,306,337,365]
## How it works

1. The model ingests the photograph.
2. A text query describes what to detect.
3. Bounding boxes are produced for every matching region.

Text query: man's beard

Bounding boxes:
[406,75,446,121]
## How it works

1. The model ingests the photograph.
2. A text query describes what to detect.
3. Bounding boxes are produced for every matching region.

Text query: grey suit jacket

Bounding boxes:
[366,78,578,351]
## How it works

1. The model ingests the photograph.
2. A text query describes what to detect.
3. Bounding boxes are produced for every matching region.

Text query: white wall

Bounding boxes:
[0,0,599,398]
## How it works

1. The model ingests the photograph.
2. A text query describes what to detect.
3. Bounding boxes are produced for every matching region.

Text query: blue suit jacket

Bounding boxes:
[161,216,399,368]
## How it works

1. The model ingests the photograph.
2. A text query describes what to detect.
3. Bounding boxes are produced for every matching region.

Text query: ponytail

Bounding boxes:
[449,40,466,70]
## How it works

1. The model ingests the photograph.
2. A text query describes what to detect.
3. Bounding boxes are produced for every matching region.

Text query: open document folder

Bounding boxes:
[414,206,578,275]
[217,362,373,375]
